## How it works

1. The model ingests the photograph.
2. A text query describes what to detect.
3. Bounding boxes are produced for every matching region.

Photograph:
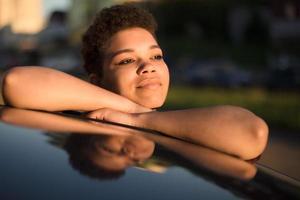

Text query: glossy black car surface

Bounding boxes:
[0,106,299,200]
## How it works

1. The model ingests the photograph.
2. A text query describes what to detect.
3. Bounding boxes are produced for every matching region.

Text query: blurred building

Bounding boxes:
[270,0,300,44]
[0,0,44,34]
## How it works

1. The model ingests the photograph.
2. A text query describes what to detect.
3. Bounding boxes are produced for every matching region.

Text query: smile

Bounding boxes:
[137,83,161,90]
[137,78,162,90]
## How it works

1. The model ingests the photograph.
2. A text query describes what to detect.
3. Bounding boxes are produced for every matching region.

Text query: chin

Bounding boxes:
[139,99,165,109]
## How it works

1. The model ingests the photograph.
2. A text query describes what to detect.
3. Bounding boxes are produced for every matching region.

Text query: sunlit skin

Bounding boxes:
[2,27,269,160]
[93,27,170,109]
[89,135,155,171]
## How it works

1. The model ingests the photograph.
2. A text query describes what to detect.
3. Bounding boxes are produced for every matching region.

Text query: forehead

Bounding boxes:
[106,27,158,52]
[93,152,131,170]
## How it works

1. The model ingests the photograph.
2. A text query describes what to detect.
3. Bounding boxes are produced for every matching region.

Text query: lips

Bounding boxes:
[124,139,154,160]
[137,78,162,90]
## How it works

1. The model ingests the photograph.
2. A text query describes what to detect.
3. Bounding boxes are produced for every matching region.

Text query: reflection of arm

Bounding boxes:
[0,107,131,136]
[146,133,257,180]
[136,106,268,160]
[2,67,148,112]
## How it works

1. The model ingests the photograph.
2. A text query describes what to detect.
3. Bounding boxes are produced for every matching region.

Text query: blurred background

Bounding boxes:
[0,0,299,132]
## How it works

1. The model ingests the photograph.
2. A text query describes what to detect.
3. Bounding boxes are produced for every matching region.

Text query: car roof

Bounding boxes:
[0,105,299,200]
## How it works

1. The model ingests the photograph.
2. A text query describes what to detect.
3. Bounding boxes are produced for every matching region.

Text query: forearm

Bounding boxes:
[135,106,268,159]
[2,66,143,112]
[147,134,256,180]
[0,107,131,136]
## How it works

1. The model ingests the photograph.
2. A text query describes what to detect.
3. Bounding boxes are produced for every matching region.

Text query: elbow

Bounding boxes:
[238,164,257,181]
[241,116,269,160]
[253,117,269,156]
[214,106,269,160]
[2,67,26,107]
[0,108,14,124]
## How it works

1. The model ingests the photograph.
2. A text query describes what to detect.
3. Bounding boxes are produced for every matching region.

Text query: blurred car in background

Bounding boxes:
[182,60,252,88]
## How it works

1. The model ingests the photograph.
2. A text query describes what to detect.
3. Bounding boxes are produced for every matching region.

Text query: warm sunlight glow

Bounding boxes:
[0,0,45,34]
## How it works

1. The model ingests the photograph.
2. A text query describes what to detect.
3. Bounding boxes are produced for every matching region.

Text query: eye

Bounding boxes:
[102,146,116,154]
[117,58,135,65]
[152,54,163,60]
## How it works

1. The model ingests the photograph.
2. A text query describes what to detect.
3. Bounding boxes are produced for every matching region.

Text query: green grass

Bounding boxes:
[164,86,300,131]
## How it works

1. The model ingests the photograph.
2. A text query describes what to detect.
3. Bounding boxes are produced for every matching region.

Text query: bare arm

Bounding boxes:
[138,106,268,160]
[146,133,257,180]
[2,66,149,112]
[87,105,269,160]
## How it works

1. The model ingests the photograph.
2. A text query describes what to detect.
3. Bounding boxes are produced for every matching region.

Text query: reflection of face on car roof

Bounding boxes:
[63,133,156,180]
[1,105,299,199]
[65,133,155,175]
[0,106,256,181]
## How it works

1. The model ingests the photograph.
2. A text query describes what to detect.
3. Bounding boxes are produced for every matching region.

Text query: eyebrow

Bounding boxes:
[108,45,161,60]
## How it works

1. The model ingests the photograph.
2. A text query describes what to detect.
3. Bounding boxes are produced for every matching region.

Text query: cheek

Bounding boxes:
[165,67,170,83]
[160,64,170,87]
[101,68,130,93]
[112,69,137,95]
[101,76,118,92]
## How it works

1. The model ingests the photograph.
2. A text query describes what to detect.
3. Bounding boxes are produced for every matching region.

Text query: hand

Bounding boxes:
[86,108,138,127]
[130,103,153,113]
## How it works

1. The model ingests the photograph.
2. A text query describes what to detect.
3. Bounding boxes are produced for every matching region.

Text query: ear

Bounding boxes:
[88,73,101,86]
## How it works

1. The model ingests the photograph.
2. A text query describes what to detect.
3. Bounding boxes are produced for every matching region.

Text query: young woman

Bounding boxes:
[1,4,268,160]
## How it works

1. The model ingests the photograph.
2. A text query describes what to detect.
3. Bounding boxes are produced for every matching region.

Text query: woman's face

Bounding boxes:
[99,27,170,109]
[91,135,155,171]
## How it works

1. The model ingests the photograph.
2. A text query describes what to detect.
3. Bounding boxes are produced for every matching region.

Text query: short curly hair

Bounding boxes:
[65,134,126,180]
[81,4,158,77]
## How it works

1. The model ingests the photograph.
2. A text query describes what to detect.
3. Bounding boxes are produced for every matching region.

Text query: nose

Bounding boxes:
[137,62,156,75]
[123,146,135,158]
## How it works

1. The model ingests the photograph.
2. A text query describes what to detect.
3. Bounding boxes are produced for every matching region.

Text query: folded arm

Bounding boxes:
[146,132,257,180]
[2,66,149,113]
[87,106,269,160]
